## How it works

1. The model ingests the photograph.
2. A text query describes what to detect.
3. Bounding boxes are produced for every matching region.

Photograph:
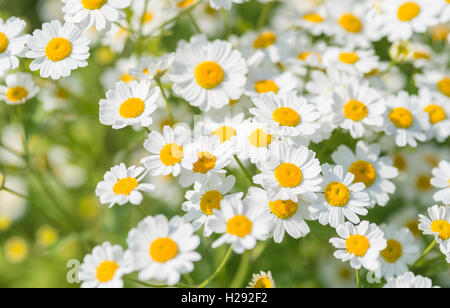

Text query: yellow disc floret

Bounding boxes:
[254,80,279,94]
[45,38,72,62]
[227,215,252,237]
[0,32,9,53]
[389,107,413,128]
[349,160,377,187]
[212,126,236,143]
[397,2,421,22]
[424,105,446,124]
[82,0,107,10]
[437,77,450,97]
[113,177,138,196]
[303,13,324,23]
[253,31,277,49]
[344,100,369,121]
[150,237,179,263]
[253,277,272,288]
[193,151,216,173]
[272,107,301,127]
[324,182,350,207]
[274,163,303,188]
[6,87,28,103]
[160,143,183,166]
[339,13,363,33]
[248,129,272,147]
[96,261,119,283]
[339,52,359,64]
[200,190,223,215]
[345,234,370,257]
[195,61,224,89]
[430,220,450,241]
[269,199,298,219]
[381,239,403,263]
[119,98,145,118]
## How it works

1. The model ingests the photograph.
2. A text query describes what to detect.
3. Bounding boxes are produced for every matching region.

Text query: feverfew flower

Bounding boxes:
[62,0,131,32]
[99,81,160,129]
[79,242,133,288]
[417,88,450,143]
[0,73,39,105]
[209,0,248,10]
[329,221,387,271]
[95,163,155,208]
[247,270,275,288]
[439,241,450,263]
[323,47,380,76]
[127,215,201,286]
[26,20,90,80]
[0,17,28,75]
[418,204,450,244]
[384,272,439,288]
[431,160,450,205]
[310,164,371,228]
[236,119,276,164]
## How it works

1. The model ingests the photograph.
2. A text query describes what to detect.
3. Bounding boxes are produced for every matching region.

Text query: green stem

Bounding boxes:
[144,127,151,134]
[230,251,250,288]
[125,277,191,288]
[139,0,149,36]
[257,2,271,29]
[411,239,437,269]
[156,78,175,125]
[187,11,201,33]
[2,186,28,199]
[233,155,253,184]
[137,205,149,217]
[198,246,233,288]
[183,274,195,286]
[356,269,361,288]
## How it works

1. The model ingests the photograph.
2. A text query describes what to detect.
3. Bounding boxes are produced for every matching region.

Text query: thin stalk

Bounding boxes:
[257,2,271,29]
[198,246,233,288]
[411,239,437,269]
[187,11,201,33]
[234,155,253,184]
[230,251,250,288]
[2,186,27,199]
[356,269,361,288]
[156,78,175,124]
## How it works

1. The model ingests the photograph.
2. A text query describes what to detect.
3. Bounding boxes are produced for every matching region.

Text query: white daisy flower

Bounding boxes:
[62,0,131,32]
[416,69,450,99]
[170,39,247,111]
[129,53,175,82]
[417,88,450,143]
[418,204,450,245]
[141,125,192,177]
[323,47,380,76]
[250,91,320,138]
[131,0,175,36]
[182,173,242,236]
[431,160,450,205]
[247,270,275,288]
[282,37,326,77]
[291,6,335,36]
[376,224,420,279]
[99,80,160,129]
[383,91,429,147]
[329,220,387,271]
[331,81,385,139]
[377,0,440,41]
[209,0,248,10]
[253,142,322,202]
[331,141,398,207]
[206,196,271,254]
[95,163,155,208]
[127,215,201,286]
[101,57,138,90]
[246,186,311,243]
[178,135,232,188]
[101,23,129,53]
[245,70,299,97]
[0,73,39,105]
[439,241,450,263]
[0,17,28,75]
[26,20,90,80]
[78,242,133,288]
[310,164,370,228]
[384,272,439,288]
[201,112,244,145]
[437,0,450,23]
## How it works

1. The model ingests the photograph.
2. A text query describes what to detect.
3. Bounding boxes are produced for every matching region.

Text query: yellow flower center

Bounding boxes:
[424,104,446,124]
[212,126,236,143]
[200,190,223,215]
[112,177,138,196]
[194,61,224,89]
[248,129,272,147]
[389,107,413,128]
[413,51,430,60]
[339,52,359,64]
[177,0,196,8]
[227,215,252,237]
[397,2,421,22]
[437,77,450,97]
[254,80,279,94]
[345,234,370,257]
[324,182,350,207]
[274,163,303,188]
[0,32,9,53]
[143,11,153,23]
[344,100,368,121]
[253,31,277,49]
[430,220,450,240]
[96,261,119,283]
[381,239,403,263]
[393,154,407,171]
[339,13,363,33]
[253,277,272,288]
[269,199,298,219]
[160,143,183,166]
[6,87,28,103]
[272,107,301,127]
[0,217,11,231]
[82,0,107,10]
[149,237,178,263]
[406,220,421,237]
[297,51,322,62]
[120,73,135,83]
[119,97,145,118]
[415,174,431,190]
[193,151,216,173]
[5,238,29,263]
[349,160,377,187]
[45,38,72,62]
[303,13,324,23]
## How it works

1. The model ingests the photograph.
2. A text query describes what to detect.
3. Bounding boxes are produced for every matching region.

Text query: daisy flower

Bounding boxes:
[418,204,450,244]
[331,81,385,139]
[62,0,131,32]
[0,73,39,105]
[282,37,326,77]
[131,0,174,36]
[95,163,155,208]
[323,47,380,76]
[245,70,299,97]
[26,20,90,80]
[101,57,138,90]
[292,6,334,37]
[206,197,271,254]
[78,242,133,288]
[127,215,201,286]
[247,270,275,288]
[236,119,276,164]
[377,0,440,41]
[178,135,232,188]
[439,241,450,263]
[129,53,175,82]
[99,80,160,129]
[437,0,450,23]
[182,174,242,236]
[250,91,320,138]
[417,88,450,143]
[310,164,371,228]
[201,112,244,145]
[384,272,439,288]
[246,187,311,243]
[0,17,28,75]
[329,220,387,271]
[416,69,450,100]
[209,0,248,10]
[431,160,450,205]
[253,142,322,202]
[331,141,398,207]
[170,39,247,111]
[383,91,429,147]
[141,125,192,177]
[376,224,420,279]
[101,23,129,53]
